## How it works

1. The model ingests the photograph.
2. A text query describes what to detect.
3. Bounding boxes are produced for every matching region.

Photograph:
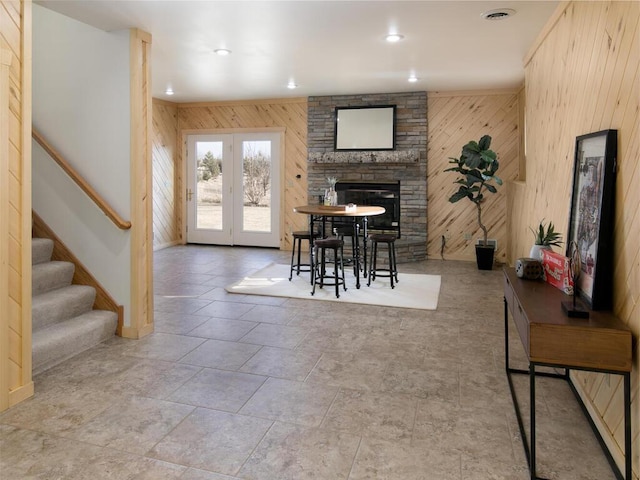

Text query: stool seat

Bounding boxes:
[368,233,399,288]
[311,237,347,298]
[314,237,343,248]
[369,233,397,243]
[289,231,314,282]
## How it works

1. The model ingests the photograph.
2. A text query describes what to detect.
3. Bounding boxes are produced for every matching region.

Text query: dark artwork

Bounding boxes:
[566,130,617,310]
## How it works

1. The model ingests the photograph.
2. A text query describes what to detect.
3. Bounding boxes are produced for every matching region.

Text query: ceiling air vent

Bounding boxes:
[481,8,516,20]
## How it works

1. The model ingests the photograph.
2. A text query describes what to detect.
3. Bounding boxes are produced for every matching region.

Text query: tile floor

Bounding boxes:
[0,245,619,479]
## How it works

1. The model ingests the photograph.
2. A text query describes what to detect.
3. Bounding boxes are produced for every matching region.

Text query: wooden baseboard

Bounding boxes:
[31,211,124,332]
[9,381,34,408]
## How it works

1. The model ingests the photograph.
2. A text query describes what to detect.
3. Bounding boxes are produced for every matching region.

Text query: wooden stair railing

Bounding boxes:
[32,129,132,230]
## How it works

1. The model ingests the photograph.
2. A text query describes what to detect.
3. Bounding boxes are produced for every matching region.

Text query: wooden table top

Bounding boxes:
[294,205,385,217]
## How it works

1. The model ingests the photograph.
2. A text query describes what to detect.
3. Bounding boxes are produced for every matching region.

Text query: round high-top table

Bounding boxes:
[293,205,385,289]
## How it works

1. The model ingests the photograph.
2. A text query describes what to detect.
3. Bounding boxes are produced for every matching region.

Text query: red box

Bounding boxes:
[541,250,574,295]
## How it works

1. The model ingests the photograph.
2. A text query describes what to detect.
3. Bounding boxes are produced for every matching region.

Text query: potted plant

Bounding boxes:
[445,134,502,270]
[529,220,563,259]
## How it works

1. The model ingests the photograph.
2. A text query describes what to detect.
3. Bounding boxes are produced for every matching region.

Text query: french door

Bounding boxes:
[186,132,281,247]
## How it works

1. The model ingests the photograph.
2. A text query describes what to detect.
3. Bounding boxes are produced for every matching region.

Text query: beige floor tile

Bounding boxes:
[239,346,322,380]
[238,304,301,324]
[321,388,418,441]
[100,358,202,399]
[238,422,360,480]
[413,398,515,462]
[0,425,186,479]
[180,468,241,480]
[187,317,259,341]
[148,408,272,476]
[348,437,461,480]
[306,351,388,391]
[239,377,338,426]
[154,311,211,334]
[191,301,256,319]
[168,368,266,412]
[0,385,119,436]
[118,332,206,362]
[178,338,261,370]
[239,323,309,349]
[381,361,460,402]
[66,395,195,455]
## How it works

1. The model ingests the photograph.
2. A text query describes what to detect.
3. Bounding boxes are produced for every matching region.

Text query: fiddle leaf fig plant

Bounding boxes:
[445,134,502,247]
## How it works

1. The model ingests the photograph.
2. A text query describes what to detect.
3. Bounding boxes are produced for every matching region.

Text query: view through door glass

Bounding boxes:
[187,132,281,247]
[196,140,223,231]
[241,140,272,233]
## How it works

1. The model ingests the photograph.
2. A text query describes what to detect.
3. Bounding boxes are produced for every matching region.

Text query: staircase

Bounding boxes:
[32,237,118,375]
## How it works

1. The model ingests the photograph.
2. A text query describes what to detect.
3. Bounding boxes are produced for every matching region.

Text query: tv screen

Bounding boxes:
[334,105,396,151]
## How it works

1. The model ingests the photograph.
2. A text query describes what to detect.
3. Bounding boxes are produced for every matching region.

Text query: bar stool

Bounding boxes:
[311,237,347,298]
[367,233,399,288]
[333,223,361,274]
[289,231,314,282]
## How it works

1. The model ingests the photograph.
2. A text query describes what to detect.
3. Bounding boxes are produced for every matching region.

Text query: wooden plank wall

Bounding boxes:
[177,98,308,250]
[0,0,33,411]
[427,91,520,263]
[152,99,179,249]
[513,1,639,475]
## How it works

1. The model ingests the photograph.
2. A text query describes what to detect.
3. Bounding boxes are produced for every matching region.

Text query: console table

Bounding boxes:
[503,268,633,480]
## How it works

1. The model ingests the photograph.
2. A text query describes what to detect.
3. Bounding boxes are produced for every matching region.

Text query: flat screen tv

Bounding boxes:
[334,105,396,151]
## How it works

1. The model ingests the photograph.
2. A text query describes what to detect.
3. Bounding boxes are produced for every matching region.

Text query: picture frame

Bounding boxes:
[334,105,396,151]
[566,129,617,310]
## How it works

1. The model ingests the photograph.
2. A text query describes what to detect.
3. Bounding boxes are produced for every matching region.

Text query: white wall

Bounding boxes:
[32,4,132,325]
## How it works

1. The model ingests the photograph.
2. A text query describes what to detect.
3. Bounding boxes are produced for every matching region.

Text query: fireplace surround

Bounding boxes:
[336,181,401,236]
[307,91,427,263]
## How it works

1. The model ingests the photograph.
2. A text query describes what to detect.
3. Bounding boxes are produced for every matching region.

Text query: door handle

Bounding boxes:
[187,188,193,201]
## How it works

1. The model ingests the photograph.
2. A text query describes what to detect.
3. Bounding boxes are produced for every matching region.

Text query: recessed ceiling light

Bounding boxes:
[481,8,516,20]
[385,33,404,43]
[165,87,174,95]
[408,75,418,83]
[287,81,298,89]
[214,48,231,56]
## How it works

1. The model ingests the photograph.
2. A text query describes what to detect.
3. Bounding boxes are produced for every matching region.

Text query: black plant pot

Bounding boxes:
[475,245,495,270]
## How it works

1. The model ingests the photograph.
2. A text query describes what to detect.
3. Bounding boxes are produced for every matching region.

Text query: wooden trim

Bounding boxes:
[0,49,12,411]
[128,28,154,338]
[31,129,132,230]
[8,382,34,408]
[523,1,572,67]
[179,97,307,108]
[21,0,33,394]
[152,97,179,107]
[428,89,520,98]
[180,127,287,136]
[31,212,124,330]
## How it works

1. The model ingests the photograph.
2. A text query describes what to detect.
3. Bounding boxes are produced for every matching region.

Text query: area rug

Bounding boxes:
[226,262,441,310]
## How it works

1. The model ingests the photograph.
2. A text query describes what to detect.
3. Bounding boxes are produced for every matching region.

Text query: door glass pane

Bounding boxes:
[241,140,271,232]
[196,141,223,230]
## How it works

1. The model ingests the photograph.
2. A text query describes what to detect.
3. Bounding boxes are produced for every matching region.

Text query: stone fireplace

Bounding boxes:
[307,91,427,262]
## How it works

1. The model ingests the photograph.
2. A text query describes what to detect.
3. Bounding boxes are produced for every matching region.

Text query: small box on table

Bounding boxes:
[541,250,574,295]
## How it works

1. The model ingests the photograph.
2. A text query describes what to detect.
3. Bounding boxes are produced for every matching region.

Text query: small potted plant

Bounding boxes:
[529,220,563,259]
[445,134,502,270]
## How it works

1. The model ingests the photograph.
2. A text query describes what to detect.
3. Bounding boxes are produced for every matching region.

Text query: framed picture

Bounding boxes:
[566,129,617,310]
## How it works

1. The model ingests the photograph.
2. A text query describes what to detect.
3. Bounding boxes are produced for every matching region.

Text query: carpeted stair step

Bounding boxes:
[32,285,96,331]
[32,238,54,265]
[32,309,118,376]
[32,261,75,296]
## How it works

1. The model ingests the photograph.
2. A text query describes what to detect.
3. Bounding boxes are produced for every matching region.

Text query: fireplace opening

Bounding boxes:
[336,181,400,237]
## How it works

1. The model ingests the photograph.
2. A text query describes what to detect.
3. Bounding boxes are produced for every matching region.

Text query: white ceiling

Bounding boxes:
[37,0,559,103]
